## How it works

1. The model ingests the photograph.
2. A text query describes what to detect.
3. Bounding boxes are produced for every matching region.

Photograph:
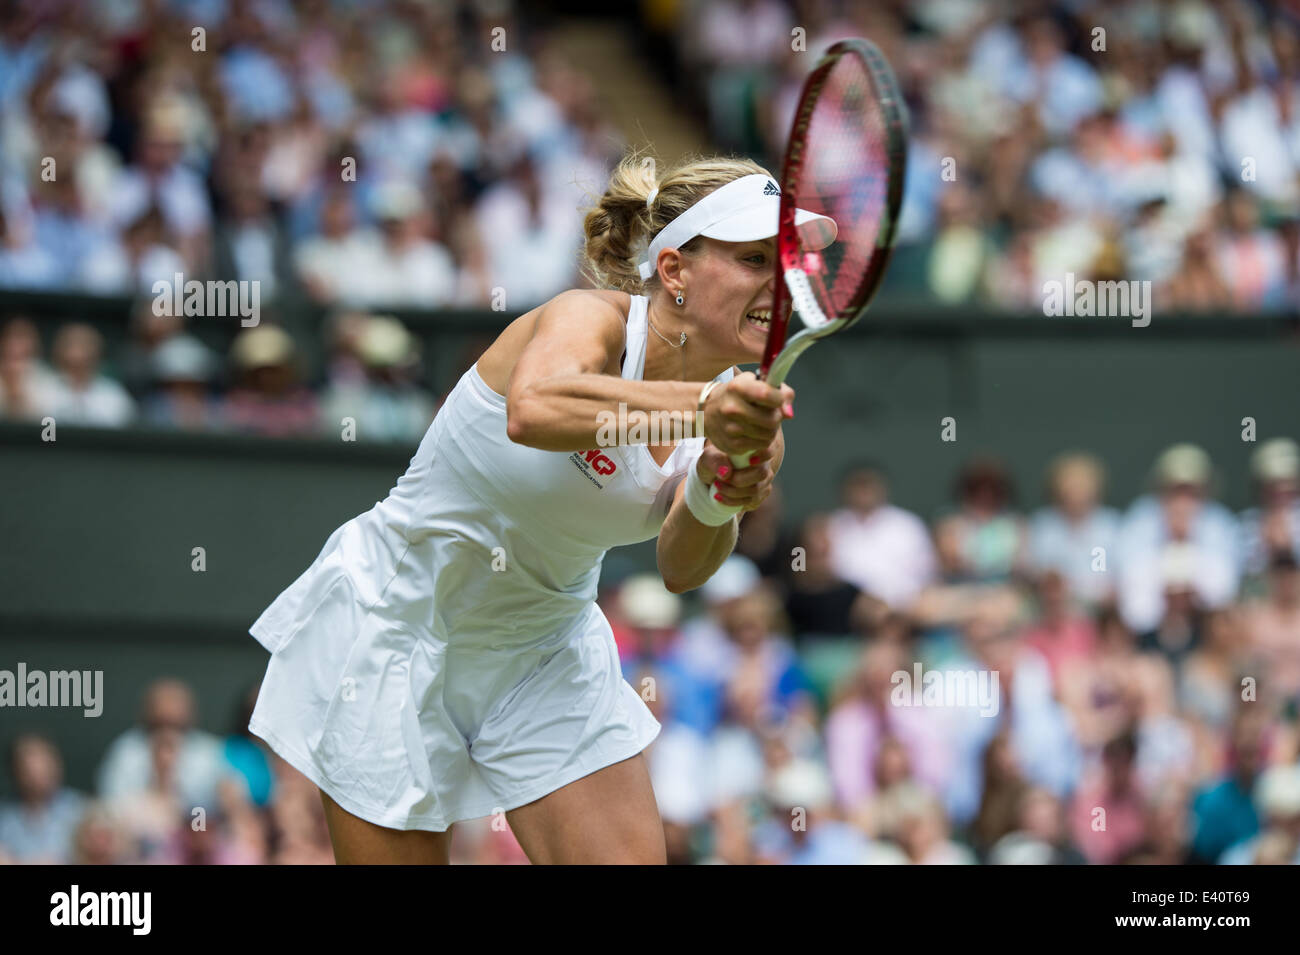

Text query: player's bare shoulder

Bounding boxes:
[477,289,631,393]
[537,289,630,341]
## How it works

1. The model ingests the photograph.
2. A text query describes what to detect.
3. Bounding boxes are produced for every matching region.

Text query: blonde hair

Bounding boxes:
[580,148,772,294]
[1046,451,1106,504]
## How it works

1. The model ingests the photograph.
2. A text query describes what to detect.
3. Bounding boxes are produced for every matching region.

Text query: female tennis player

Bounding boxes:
[246,153,837,864]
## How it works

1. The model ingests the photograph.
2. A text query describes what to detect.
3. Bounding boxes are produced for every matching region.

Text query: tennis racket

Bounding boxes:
[720,37,909,511]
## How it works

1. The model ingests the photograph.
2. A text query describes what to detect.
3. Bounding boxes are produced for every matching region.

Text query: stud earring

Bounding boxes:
[675,290,685,306]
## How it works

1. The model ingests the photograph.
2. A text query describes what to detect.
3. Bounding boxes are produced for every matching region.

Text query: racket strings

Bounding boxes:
[791,54,891,319]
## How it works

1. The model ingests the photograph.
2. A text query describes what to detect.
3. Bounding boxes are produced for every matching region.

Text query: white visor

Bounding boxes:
[637,174,838,281]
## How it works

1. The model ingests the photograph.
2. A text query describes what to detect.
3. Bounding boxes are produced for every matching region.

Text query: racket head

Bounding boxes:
[759,37,910,377]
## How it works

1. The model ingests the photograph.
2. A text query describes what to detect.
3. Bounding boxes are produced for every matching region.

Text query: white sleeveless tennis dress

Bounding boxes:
[247,294,734,832]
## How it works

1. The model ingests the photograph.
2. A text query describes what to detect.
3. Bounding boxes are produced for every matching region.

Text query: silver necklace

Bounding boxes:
[648,319,686,348]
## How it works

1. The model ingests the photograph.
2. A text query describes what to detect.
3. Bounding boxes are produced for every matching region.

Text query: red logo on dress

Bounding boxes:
[583,449,617,475]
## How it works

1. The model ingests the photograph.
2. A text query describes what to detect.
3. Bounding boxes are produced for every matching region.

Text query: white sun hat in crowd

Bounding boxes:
[618,573,682,630]
[699,554,761,605]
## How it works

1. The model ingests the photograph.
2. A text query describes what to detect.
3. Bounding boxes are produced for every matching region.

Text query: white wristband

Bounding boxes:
[684,469,740,526]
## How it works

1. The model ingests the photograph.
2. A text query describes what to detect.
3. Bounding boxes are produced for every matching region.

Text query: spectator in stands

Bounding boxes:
[879,781,976,864]
[140,334,222,430]
[96,678,232,813]
[319,315,435,442]
[1028,451,1121,607]
[0,733,87,864]
[855,734,920,839]
[752,758,900,864]
[1189,709,1269,864]
[1216,188,1289,311]
[1217,59,1300,208]
[825,463,937,611]
[1178,608,1246,736]
[111,725,187,863]
[1124,785,1195,863]
[1129,654,1198,794]
[1219,763,1300,864]
[783,513,878,640]
[995,14,1104,137]
[222,686,274,810]
[713,583,814,734]
[1238,437,1300,580]
[1159,220,1233,310]
[472,149,584,308]
[671,555,764,732]
[30,173,105,290]
[949,588,1080,820]
[292,187,372,305]
[970,731,1029,858]
[692,0,793,153]
[107,100,211,269]
[927,183,994,303]
[116,299,185,399]
[425,145,493,306]
[0,197,59,289]
[1069,731,1148,865]
[825,641,952,818]
[1022,569,1098,694]
[981,229,1040,309]
[265,768,335,865]
[0,315,57,421]
[44,322,135,426]
[1117,444,1240,637]
[988,786,1085,864]
[221,325,320,437]
[611,573,684,670]
[69,802,130,865]
[212,182,294,303]
[614,575,714,849]
[346,179,459,309]
[80,204,189,295]
[934,456,1028,584]
[1244,552,1300,709]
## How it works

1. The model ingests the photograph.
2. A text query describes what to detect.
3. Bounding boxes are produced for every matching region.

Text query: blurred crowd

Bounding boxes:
[0,0,631,440]
[678,0,1300,310]
[0,0,621,307]
[0,309,447,439]
[5,437,1299,864]
[4,0,1299,439]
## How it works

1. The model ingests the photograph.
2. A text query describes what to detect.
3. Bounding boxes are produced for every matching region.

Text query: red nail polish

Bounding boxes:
[750,455,759,466]
[783,403,794,418]
[718,465,731,478]
[714,493,724,502]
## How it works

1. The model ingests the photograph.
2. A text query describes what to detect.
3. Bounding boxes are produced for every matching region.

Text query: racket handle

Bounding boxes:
[710,362,793,517]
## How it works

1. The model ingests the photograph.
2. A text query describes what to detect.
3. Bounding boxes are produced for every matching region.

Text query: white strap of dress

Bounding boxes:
[621,294,649,381]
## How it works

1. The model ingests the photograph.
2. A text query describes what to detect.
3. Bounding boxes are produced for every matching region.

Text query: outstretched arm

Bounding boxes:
[506,291,793,455]
[506,291,705,451]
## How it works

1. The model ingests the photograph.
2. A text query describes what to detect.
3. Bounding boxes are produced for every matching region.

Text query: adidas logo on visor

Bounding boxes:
[763,179,780,196]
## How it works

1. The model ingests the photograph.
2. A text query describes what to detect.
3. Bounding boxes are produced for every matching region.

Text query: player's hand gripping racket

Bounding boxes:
[716,38,909,514]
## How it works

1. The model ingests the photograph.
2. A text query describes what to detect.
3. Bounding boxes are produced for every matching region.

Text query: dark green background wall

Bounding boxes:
[2,306,1298,796]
